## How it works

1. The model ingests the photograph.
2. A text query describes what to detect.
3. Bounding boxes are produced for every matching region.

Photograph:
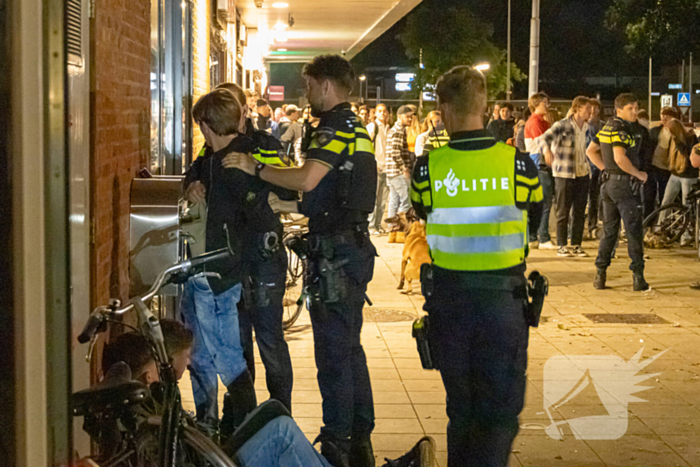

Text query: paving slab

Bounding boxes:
[179,236,700,466]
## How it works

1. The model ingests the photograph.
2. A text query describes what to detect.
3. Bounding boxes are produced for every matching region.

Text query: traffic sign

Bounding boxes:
[681,106,689,116]
[669,83,682,90]
[678,92,691,107]
[661,94,673,108]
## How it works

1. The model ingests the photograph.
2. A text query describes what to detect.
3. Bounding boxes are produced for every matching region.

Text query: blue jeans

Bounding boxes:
[369,172,389,230]
[658,175,699,223]
[236,416,332,467]
[530,168,554,243]
[387,174,410,219]
[180,277,247,429]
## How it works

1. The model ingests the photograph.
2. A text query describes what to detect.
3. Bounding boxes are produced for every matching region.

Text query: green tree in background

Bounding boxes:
[399,5,525,100]
[606,0,700,61]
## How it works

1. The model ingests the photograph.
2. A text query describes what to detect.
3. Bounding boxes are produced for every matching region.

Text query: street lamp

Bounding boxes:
[475,63,490,72]
[359,75,366,103]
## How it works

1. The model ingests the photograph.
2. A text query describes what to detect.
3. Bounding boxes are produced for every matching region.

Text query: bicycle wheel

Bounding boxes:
[136,422,237,467]
[643,203,692,244]
[282,249,305,330]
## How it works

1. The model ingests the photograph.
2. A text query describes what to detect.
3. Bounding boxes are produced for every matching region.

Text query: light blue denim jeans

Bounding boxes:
[236,416,333,467]
[658,175,699,224]
[180,277,247,428]
[387,174,410,219]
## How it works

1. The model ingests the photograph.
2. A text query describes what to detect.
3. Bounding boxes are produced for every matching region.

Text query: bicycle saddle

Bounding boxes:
[72,362,150,417]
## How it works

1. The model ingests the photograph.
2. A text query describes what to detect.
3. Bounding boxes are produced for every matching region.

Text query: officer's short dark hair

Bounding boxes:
[216,82,247,109]
[303,54,355,94]
[435,66,487,117]
[192,89,242,136]
[501,102,514,112]
[614,93,638,110]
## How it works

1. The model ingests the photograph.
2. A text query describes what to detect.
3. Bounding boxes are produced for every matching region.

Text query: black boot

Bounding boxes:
[349,434,375,467]
[220,370,257,443]
[314,434,351,467]
[633,273,650,292]
[593,268,606,290]
[380,436,436,467]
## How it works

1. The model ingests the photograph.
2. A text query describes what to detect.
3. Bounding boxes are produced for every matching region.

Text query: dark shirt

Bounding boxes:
[487,118,515,143]
[594,117,648,175]
[410,129,543,278]
[300,102,377,234]
[196,136,258,295]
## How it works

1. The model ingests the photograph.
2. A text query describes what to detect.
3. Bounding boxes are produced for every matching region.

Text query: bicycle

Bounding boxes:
[643,186,700,249]
[280,214,308,330]
[73,248,237,467]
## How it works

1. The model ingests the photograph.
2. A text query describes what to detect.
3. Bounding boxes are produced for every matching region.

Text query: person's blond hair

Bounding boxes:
[570,96,590,115]
[192,89,242,136]
[435,66,487,116]
[528,92,549,113]
[421,110,442,133]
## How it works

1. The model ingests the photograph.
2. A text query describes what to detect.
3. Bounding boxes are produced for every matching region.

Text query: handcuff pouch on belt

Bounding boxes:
[412,315,438,370]
[526,271,549,328]
[306,237,350,305]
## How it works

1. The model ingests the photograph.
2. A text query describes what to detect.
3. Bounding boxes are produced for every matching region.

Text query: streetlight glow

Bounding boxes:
[272,2,289,8]
[359,75,366,81]
[475,63,490,72]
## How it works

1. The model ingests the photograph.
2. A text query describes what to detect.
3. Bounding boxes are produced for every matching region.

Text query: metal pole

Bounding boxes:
[648,57,652,117]
[690,53,694,123]
[682,59,686,91]
[507,0,511,101]
[528,0,540,97]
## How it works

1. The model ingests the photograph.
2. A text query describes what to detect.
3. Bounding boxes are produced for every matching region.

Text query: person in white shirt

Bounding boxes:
[366,104,391,235]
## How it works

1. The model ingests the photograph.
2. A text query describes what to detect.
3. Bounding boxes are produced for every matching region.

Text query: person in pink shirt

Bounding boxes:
[524,92,556,250]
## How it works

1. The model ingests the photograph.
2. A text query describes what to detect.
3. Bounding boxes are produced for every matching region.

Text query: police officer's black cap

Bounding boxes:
[397,105,415,116]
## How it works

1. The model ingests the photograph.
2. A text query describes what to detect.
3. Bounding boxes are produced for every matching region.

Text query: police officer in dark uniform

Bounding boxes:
[224,55,378,467]
[586,93,650,291]
[410,66,544,467]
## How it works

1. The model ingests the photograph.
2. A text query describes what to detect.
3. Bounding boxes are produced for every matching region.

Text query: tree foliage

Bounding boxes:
[606,0,700,61]
[399,5,525,99]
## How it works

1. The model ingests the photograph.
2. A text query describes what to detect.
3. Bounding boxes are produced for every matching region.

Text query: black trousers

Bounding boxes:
[554,176,589,246]
[425,271,529,467]
[643,166,671,220]
[308,239,376,443]
[595,177,645,274]
[239,248,294,412]
[588,164,602,234]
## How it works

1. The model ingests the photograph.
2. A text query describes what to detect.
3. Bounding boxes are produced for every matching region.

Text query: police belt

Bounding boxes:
[308,229,364,253]
[433,268,527,295]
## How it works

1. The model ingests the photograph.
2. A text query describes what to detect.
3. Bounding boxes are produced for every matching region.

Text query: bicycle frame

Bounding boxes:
[78,248,231,467]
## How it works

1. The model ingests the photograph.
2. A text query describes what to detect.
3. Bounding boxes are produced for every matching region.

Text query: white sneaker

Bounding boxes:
[529,240,539,249]
[539,241,558,250]
[572,246,588,257]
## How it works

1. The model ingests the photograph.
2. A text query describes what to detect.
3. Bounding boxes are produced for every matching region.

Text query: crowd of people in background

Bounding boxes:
[245,90,700,263]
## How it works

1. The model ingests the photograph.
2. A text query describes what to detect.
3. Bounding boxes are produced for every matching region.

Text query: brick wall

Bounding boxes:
[192,0,211,153]
[91,0,151,306]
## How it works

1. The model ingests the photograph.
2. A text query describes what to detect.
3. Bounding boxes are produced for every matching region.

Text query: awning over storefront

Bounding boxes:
[234,0,423,62]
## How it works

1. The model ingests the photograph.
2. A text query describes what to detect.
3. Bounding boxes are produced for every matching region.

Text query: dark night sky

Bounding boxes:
[352,0,647,99]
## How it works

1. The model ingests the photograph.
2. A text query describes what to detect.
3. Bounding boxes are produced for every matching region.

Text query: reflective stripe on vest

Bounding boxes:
[426,142,527,271]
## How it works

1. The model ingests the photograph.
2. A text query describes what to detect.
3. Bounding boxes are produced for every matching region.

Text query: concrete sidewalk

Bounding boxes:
[183,237,700,466]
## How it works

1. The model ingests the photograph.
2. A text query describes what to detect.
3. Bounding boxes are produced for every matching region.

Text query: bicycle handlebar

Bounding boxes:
[78,248,231,343]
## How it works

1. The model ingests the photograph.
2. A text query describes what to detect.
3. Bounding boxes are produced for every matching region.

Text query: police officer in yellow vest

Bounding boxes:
[410,66,544,467]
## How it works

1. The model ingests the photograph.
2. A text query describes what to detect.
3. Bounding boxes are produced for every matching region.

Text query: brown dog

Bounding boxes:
[397,220,432,295]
